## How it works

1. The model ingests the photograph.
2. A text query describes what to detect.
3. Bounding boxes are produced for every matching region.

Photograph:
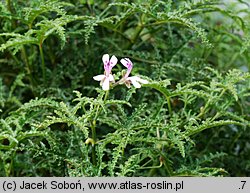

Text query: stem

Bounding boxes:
[6,0,16,28]
[20,47,35,93]
[166,96,172,115]
[21,47,30,73]
[91,90,109,165]
[3,159,8,177]
[162,156,173,176]
[103,90,109,102]
[91,121,97,165]
[140,161,163,170]
[147,161,163,177]
[124,14,145,49]
[93,90,109,120]
[197,89,226,118]
[6,0,13,15]
[10,151,16,176]
[39,43,46,83]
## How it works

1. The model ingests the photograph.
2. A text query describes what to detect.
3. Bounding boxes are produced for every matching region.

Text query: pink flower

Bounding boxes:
[93,54,117,90]
[120,58,148,88]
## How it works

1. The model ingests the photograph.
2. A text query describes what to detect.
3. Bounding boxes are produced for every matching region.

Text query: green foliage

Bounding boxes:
[0,0,250,177]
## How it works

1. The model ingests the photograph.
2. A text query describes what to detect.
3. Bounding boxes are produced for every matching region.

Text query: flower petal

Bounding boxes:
[110,55,118,67]
[102,77,110,90]
[109,74,115,82]
[93,74,106,81]
[131,80,141,88]
[102,54,109,65]
[128,76,148,84]
[127,77,141,88]
[137,77,149,84]
[120,58,132,69]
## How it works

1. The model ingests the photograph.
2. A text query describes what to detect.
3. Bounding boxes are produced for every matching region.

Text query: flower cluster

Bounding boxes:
[93,54,148,90]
